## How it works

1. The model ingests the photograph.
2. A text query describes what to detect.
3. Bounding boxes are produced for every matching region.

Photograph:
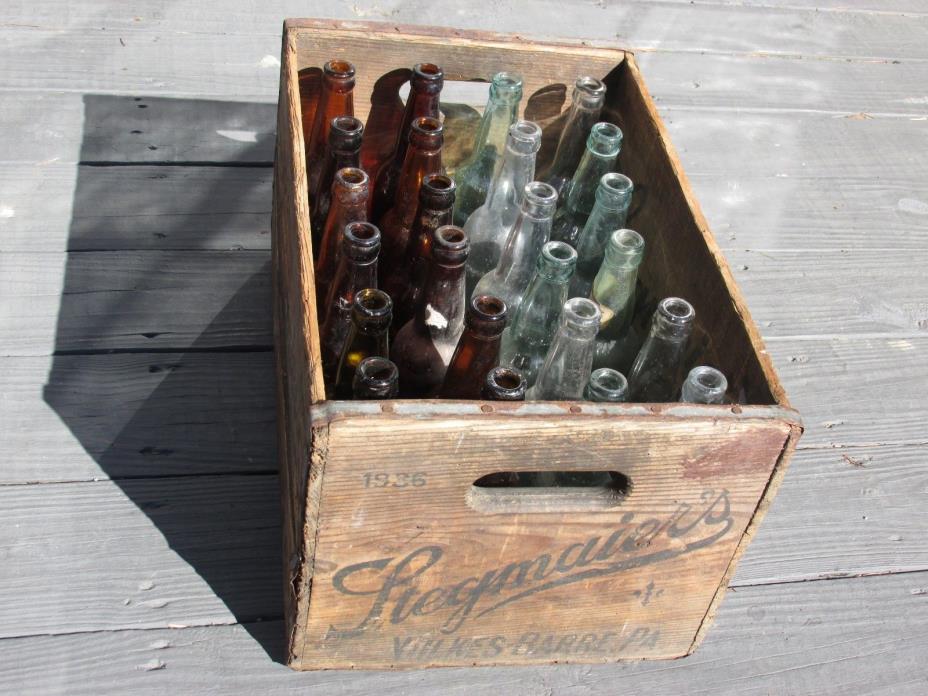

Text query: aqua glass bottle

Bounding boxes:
[628,297,695,402]
[463,120,542,297]
[590,228,645,371]
[584,368,628,402]
[680,366,728,404]
[473,181,558,315]
[527,297,601,401]
[550,122,623,248]
[499,241,577,387]
[570,173,634,297]
[452,72,523,227]
[541,76,607,202]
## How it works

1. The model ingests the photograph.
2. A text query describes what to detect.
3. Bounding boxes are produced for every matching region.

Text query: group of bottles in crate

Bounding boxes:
[303,59,728,405]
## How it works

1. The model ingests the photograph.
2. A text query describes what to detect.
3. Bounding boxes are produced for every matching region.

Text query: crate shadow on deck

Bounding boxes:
[43,94,286,662]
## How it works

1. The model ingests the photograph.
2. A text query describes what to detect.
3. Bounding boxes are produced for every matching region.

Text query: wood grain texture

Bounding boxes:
[2,571,926,694]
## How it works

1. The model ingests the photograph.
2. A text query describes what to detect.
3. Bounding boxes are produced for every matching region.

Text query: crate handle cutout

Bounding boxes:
[467,471,631,513]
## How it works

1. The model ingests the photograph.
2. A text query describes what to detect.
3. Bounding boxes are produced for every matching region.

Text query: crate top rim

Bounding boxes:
[283,18,630,60]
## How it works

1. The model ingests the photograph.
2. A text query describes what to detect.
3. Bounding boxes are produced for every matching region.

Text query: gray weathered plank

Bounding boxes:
[1,572,925,694]
[0,353,275,483]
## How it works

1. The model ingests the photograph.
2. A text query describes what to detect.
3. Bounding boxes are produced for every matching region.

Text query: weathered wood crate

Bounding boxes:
[272,19,802,670]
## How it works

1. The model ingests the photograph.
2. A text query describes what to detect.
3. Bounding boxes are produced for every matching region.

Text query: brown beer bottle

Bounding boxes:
[392,225,469,397]
[314,167,369,303]
[386,173,456,330]
[319,222,381,391]
[305,60,356,201]
[310,116,364,246]
[372,63,444,221]
[481,366,527,401]
[439,295,508,399]
[333,288,393,399]
[352,356,400,400]
[377,116,443,285]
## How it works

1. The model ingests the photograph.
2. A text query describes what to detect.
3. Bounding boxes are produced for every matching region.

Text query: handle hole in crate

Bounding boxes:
[467,471,631,513]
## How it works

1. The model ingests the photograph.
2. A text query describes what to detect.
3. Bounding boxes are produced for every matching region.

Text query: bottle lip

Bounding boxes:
[522,181,558,215]
[329,116,364,150]
[572,75,606,107]
[656,297,696,325]
[484,366,527,398]
[686,365,728,395]
[587,122,623,156]
[467,294,509,334]
[562,297,602,329]
[606,228,645,262]
[489,71,524,100]
[419,173,456,208]
[409,116,444,148]
[352,288,393,320]
[588,367,629,398]
[538,240,578,275]
[508,120,542,153]
[596,172,634,207]
[324,59,356,80]
[432,224,470,263]
[412,63,445,92]
[342,221,381,260]
[354,356,399,391]
[333,166,369,191]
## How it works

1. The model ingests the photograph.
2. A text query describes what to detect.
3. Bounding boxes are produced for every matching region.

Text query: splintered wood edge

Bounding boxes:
[622,54,790,410]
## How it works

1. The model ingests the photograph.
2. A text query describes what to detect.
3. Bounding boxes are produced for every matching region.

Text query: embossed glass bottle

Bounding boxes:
[372,63,444,221]
[319,222,381,387]
[499,241,577,387]
[440,295,509,399]
[378,116,443,284]
[388,173,456,331]
[527,297,601,400]
[463,120,542,296]
[481,366,527,401]
[680,366,728,404]
[352,356,399,400]
[310,115,364,245]
[473,181,558,314]
[541,76,606,202]
[451,72,523,227]
[314,167,369,302]
[584,368,628,402]
[570,173,634,297]
[305,60,356,200]
[334,288,392,400]
[590,228,645,371]
[628,297,695,402]
[392,225,469,397]
[550,123,623,248]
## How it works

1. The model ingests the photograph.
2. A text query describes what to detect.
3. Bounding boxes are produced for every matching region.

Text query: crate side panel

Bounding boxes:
[298,414,790,669]
[610,56,785,407]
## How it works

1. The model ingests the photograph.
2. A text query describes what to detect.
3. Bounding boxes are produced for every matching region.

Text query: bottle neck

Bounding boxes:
[469,96,520,164]
[496,211,552,270]
[392,90,441,168]
[548,105,601,179]
[485,143,536,211]
[393,146,443,224]
[564,152,620,215]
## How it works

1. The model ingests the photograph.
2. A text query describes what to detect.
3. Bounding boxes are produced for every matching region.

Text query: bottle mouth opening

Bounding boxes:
[600,172,633,196]
[325,59,356,78]
[412,116,443,133]
[345,221,380,245]
[357,357,398,385]
[611,228,645,253]
[332,115,364,135]
[336,167,369,187]
[423,173,455,192]
[355,288,392,314]
[575,75,606,97]
[592,122,622,140]
[488,367,525,391]
[415,63,443,78]
[691,366,727,391]
[658,297,695,324]
[590,367,628,393]
[564,297,602,324]
[437,225,466,245]
[543,241,578,264]
[493,72,523,89]
[472,294,508,320]
[512,121,542,139]
[524,181,558,207]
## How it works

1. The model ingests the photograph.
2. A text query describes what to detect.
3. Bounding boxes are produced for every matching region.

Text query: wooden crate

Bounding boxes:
[272,19,802,670]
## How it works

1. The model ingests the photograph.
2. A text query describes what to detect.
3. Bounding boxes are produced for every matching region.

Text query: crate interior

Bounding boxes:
[292,23,780,407]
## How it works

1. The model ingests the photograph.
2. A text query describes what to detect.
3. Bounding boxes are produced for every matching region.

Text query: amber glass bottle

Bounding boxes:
[440,295,509,399]
[310,116,364,245]
[377,116,444,284]
[388,173,456,331]
[314,167,369,303]
[481,366,527,401]
[372,63,444,221]
[333,288,392,399]
[392,225,469,397]
[319,222,381,389]
[353,356,400,399]
[305,60,356,200]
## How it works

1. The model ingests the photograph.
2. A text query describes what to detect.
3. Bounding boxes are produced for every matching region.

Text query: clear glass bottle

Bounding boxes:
[527,297,602,400]
[352,356,399,400]
[680,366,728,404]
[570,173,634,297]
[392,225,469,397]
[388,173,456,331]
[306,60,356,200]
[589,228,645,372]
[499,241,577,387]
[377,116,443,284]
[333,288,392,399]
[473,181,558,315]
[372,63,444,221]
[541,76,606,202]
[319,221,381,385]
[310,115,364,245]
[314,167,369,302]
[481,366,527,401]
[463,120,542,296]
[550,122,623,248]
[584,368,628,402]
[451,72,523,227]
[440,295,509,399]
[628,297,695,402]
